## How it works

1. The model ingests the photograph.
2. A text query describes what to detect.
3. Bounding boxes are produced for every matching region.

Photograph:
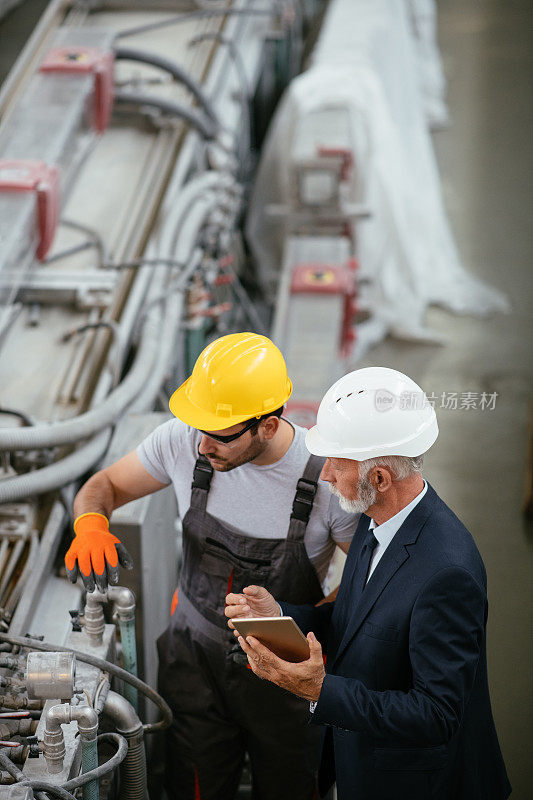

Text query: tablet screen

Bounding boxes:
[230,616,310,663]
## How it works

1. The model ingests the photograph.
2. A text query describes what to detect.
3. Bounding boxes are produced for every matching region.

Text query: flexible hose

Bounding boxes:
[115,91,217,140]
[25,783,77,800]
[0,308,161,452]
[81,737,99,800]
[62,733,128,791]
[114,47,221,128]
[0,172,236,456]
[0,178,239,501]
[117,170,238,351]
[0,428,112,504]
[130,174,240,412]
[0,633,172,734]
[104,692,147,800]
[0,748,77,800]
[128,268,191,414]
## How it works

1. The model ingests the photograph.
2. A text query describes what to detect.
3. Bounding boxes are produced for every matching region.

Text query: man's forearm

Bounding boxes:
[73,471,117,520]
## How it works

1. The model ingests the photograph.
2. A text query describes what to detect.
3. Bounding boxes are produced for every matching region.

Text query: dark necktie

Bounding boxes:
[352,528,379,602]
[336,529,379,635]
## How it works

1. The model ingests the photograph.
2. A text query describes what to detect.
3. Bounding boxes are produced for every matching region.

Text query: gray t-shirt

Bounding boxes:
[137,418,358,585]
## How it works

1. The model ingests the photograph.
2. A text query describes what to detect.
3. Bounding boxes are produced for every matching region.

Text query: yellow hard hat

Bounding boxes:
[169,332,293,430]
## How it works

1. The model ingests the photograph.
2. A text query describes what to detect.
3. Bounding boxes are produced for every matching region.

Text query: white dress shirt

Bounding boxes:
[310,481,427,713]
[366,481,427,583]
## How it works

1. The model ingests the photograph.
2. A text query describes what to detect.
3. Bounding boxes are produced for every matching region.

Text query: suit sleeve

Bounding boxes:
[280,600,335,652]
[312,566,486,746]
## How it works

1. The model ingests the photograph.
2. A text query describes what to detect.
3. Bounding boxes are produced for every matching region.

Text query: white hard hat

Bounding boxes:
[305,367,438,461]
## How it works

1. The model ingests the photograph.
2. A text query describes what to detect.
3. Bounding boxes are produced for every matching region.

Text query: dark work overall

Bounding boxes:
[157,453,325,800]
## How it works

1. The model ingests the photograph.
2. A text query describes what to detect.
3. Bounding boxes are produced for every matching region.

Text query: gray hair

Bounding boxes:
[358,454,424,481]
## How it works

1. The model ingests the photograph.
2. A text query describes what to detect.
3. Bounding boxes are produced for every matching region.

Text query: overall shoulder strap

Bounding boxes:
[190,454,213,511]
[287,454,325,541]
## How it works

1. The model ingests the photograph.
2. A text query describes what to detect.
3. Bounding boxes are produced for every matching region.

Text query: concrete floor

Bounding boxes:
[358,1,533,796]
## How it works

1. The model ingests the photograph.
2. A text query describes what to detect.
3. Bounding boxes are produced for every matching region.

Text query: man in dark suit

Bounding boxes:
[225,368,511,800]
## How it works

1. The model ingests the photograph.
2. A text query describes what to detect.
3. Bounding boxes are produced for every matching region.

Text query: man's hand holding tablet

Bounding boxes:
[224,585,326,703]
[225,584,281,625]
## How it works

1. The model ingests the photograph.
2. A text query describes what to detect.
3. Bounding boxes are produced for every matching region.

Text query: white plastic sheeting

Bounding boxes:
[247,0,508,352]
[406,0,450,129]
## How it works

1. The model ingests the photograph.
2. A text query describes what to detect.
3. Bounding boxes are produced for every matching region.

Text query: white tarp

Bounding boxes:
[246,0,508,351]
[406,0,450,129]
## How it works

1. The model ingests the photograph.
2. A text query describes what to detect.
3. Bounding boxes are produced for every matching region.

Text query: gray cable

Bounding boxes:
[115,7,280,42]
[114,47,221,128]
[59,218,109,267]
[114,91,217,140]
[23,783,76,800]
[0,748,76,800]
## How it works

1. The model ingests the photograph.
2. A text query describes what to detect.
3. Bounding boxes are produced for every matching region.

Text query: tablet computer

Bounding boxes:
[230,616,310,663]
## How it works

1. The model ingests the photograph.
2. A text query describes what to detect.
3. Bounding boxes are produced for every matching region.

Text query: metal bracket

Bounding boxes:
[0,269,117,309]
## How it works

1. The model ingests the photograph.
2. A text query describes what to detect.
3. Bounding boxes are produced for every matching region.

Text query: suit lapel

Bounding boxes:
[332,484,439,669]
[328,515,370,653]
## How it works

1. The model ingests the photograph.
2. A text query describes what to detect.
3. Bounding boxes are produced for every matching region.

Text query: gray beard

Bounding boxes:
[328,477,376,514]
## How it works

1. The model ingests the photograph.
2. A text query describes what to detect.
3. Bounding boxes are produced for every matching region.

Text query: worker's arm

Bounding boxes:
[73,450,170,518]
[67,451,170,592]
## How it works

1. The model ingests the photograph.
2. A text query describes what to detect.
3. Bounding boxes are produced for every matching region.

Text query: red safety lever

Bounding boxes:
[0,159,60,260]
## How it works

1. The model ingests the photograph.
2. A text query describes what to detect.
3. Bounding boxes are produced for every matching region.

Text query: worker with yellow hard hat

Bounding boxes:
[65,332,358,800]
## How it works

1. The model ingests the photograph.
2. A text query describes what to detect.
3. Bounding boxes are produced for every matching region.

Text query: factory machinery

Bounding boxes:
[0,1,325,796]
[0,0,467,795]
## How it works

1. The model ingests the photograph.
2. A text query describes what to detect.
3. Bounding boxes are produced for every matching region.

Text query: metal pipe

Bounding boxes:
[42,703,68,774]
[43,704,98,783]
[107,587,138,711]
[83,591,107,646]
[103,691,147,800]
[0,633,172,734]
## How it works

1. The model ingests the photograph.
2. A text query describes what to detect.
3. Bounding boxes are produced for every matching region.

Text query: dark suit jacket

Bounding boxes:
[281,484,511,800]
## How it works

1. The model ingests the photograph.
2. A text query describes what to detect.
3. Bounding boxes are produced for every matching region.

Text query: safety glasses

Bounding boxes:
[199,416,259,447]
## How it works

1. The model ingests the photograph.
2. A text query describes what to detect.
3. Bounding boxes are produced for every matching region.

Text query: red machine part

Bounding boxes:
[0,159,60,260]
[40,47,115,133]
[316,146,353,182]
[285,401,320,430]
[290,261,359,358]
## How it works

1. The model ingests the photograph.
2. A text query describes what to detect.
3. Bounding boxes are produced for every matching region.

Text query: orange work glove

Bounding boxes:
[65,513,133,592]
